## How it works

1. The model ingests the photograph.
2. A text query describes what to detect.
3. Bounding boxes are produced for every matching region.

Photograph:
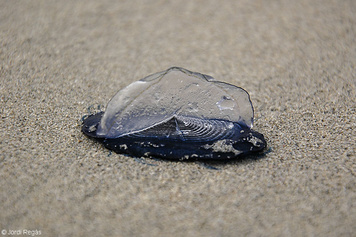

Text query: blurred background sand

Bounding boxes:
[1,0,355,236]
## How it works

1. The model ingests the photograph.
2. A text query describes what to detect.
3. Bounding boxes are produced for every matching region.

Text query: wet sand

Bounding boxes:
[1,0,355,236]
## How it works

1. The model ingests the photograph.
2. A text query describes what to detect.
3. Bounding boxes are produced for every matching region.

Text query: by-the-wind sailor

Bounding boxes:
[82,67,266,160]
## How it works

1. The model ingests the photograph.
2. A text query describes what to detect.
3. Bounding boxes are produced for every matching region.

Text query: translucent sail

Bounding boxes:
[97,67,254,138]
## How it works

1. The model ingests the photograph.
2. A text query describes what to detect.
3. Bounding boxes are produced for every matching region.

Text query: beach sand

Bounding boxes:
[1,0,355,236]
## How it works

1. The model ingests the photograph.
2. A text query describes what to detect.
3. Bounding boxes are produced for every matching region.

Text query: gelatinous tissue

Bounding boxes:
[82,67,266,160]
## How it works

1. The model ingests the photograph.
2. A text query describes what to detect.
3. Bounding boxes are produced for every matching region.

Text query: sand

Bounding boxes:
[1,0,355,236]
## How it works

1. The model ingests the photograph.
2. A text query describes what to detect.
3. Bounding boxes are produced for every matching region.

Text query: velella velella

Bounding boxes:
[82,67,266,160]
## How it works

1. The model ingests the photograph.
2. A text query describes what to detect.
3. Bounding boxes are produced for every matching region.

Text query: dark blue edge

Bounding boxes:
[81,112,267,161]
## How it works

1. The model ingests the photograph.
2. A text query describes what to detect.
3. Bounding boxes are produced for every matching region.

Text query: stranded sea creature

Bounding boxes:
[82,67,266,160]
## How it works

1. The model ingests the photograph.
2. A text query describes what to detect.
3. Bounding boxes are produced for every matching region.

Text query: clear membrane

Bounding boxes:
[97,67,254,139]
